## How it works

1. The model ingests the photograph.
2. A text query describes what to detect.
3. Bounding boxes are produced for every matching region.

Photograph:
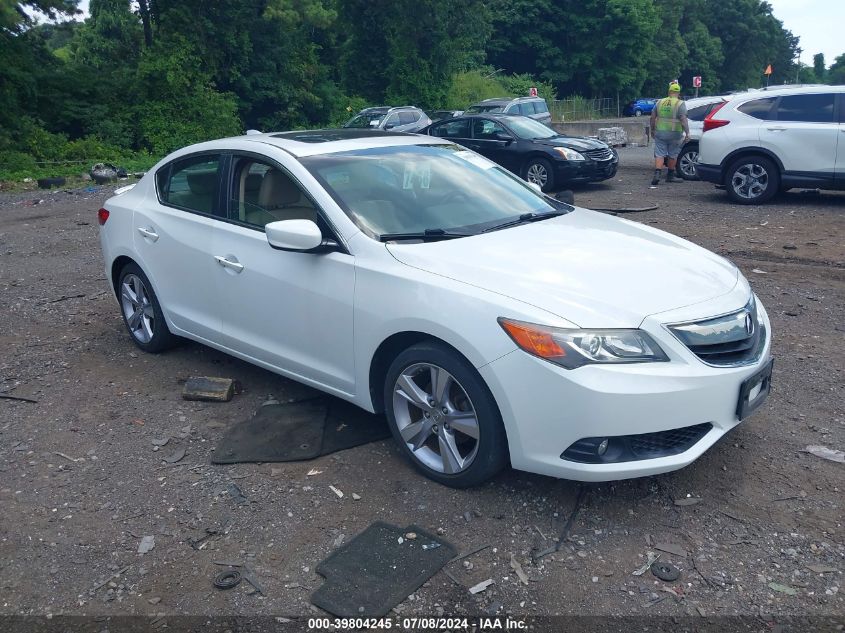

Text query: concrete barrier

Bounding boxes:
[552,118,650,146]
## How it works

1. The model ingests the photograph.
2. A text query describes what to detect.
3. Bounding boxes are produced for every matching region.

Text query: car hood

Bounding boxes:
[385,209,739,328]
[534,136,609,151]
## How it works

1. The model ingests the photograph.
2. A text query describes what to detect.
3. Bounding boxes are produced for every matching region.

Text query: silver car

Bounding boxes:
[343,106,432,134]
[466,97,552,125]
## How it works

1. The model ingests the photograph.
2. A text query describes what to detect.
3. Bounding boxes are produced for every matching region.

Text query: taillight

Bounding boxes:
[703,101,729,133]
[97,208,110,225]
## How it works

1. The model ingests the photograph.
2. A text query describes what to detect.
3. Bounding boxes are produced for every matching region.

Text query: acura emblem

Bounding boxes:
[744,312,754,335]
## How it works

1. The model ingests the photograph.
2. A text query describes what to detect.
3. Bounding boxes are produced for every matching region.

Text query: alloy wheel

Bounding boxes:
[526,163,548,187]
[679,150,699,178]
[120,274,155,344]
[392,363,480,474]
[731,163,769,200]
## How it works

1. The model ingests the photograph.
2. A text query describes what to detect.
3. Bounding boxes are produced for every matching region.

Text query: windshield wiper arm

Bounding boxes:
[480,210,567,233]
[379,228,473,242]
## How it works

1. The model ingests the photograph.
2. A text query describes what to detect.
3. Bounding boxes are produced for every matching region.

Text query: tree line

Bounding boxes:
[1,0,842,179]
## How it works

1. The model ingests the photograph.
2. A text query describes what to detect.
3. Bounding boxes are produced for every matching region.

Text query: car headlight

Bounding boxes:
[553,147,585,161]
[499,318,669,369]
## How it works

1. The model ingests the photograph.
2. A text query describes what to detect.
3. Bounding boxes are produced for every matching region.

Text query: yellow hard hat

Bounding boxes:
[668,81,681,93]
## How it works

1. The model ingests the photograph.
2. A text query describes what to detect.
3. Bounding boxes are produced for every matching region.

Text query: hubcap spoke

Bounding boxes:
[439,431,464,474]
[141,316,154,342]
[448,411,479,439]
[395,374,433,411]
[128,308,143,330]
[121,284,137,307]
[400,419,434,451]
[430,366,451,405]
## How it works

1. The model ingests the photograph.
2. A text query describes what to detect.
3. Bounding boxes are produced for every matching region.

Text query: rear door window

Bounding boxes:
[157,154,222,216]
[518,103,535,115]
[737,98,776,120]
[774,93,835,123]
[534,100,549,113]
[429,119,471,139]
[687,104,713,121]
[398,112,416,125]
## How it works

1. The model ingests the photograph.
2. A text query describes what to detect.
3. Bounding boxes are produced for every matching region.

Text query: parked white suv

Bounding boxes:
[697,85,845,203]
[674,95,730,180]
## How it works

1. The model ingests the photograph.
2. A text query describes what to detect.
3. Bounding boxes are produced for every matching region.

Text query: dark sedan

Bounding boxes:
[422,114,618,191]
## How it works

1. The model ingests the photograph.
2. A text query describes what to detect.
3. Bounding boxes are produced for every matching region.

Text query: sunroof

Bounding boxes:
[271,129,412,143]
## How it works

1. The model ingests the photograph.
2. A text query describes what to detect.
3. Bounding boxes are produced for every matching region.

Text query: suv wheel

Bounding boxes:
[725,156,780,204]
[524,158,555,192]
[676,144,700,180]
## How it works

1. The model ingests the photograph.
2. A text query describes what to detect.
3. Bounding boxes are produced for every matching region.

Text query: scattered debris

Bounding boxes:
[182,376,236,402]
[329,485,344,498]
[213,570,242,590]
[227,482,248,505]
[147,597,162,605]
[768,582,798,596]
[37,176,66,189]
[91,566,130,593]
[510,555,529,585]
[532,486,586,561]
[307,469,323,476]
[333,534,345,547]
[468,579,494,594]
[650,561,681,582]
[137,536,155,554]
[352,493,361,500]
[0,393,39,403]
[151,437,170,447]
[806,564,837,574]
[189,529,218,550]
[751,269,768,274]
[163,447,186,463]
[448,544,491,565]
[54,451,81,463]
[422,543,441,551]
[633,552,660,576]
[405,532,417,540]
[654,542,687,558]
[590,205,659,213]
[48,293,86,303]
[804,445,845,464]
[674,496,702,506]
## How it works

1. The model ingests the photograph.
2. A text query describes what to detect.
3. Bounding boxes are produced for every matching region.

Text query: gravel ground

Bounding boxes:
[0,148,843,627]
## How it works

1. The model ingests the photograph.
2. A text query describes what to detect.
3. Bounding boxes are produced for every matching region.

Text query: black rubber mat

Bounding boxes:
[311,522,456,617]
[211,398,390,464]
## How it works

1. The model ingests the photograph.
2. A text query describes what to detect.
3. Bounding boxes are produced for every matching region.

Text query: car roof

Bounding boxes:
[472,96,543,105]
[684,95,729,108]
[729,84,844,98]
[359,105,420,113]
[202,129,450,158]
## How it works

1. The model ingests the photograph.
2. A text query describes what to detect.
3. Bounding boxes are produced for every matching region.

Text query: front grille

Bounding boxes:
[584,148,614,161]
[561,423,713,464]
[668,298,765,366]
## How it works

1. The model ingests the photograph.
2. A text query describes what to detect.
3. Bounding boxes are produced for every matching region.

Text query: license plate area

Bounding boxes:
[736,358,773,420]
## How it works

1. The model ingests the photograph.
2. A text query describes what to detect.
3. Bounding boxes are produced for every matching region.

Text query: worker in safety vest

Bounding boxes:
[649,81,690,186]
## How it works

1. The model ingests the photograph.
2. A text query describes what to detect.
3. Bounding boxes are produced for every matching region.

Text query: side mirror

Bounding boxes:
[384,123,396,130]
[266,219,327,252]
[527,182,543,194]
[494,131,513,143]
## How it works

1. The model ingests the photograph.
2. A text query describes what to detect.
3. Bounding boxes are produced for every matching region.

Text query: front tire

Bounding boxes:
[117,262,178,353]
[384,342,508,488]
[676,143,700,180]
[725,155,780,204]
[634,108,643,117]
[524,157,555,192]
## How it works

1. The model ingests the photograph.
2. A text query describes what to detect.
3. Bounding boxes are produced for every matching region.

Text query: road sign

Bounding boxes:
[693,76,702,88]
[764,64,773,76]
[529,86,538,97]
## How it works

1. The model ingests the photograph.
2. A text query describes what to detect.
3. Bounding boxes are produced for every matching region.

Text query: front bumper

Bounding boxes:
[555,157,618,184]
[696,162,722,185]
[479,294,772,482]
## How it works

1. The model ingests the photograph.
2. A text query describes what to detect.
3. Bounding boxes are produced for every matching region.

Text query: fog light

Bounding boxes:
[597,439,609,456]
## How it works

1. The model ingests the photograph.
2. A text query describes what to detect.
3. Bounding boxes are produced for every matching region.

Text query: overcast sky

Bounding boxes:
[61,0,845,67]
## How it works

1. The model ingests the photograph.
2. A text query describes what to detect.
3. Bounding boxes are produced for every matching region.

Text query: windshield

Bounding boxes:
[466,104,504,113]
[344,113,385,128]
[506,117,558,140]
[300,144,569,238]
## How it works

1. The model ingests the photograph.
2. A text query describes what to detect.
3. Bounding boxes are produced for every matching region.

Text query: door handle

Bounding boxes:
[137,227,159,242]
[766,127,787,132]
[214,255,244,273]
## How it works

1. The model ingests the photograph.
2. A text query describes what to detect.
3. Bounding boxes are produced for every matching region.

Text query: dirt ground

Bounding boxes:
[1,147,843,628]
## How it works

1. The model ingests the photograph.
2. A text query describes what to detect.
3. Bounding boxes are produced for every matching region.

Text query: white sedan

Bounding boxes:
[98,130,773,487]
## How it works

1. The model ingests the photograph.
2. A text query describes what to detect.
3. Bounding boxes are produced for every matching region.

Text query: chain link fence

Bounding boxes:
[549,97,619,122]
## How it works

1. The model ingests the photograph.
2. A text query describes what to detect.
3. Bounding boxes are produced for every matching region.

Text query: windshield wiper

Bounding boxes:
[379,228,474,242]
[480,210,567,233]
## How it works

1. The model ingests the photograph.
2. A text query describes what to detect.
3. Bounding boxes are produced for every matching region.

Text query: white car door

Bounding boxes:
[210,154,356,394]
[759,92,838,178]
[133,153,223,341]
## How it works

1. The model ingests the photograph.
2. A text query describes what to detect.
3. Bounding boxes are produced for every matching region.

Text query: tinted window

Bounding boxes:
[398,112,416,125]
[737,98,776,120]
[775,93,835,123]
[430,119,471,138]
[534,100,549,113]
[383,114,400,129]
[472,119,509,140]
[228,157,316,229]
[686,104,712,121]
[504,104,519,114]
[159,154,221,215]
[518,103,535,115]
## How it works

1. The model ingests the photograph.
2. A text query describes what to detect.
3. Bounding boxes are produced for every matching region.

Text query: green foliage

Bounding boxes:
[829,54,845,85]
[444,70,508,110]
[499,73,557,101]
[812,53,826,83]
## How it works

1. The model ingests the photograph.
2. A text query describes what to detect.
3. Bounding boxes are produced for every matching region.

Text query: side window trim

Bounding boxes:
[155,151,225,219]
[223,150,349,254]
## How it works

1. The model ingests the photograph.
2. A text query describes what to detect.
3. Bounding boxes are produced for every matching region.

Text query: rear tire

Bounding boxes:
[725,155,780,204]
[117,262,178,353]
[524,157,555,192]
[384,342,508,488]
[634,109,643,117]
